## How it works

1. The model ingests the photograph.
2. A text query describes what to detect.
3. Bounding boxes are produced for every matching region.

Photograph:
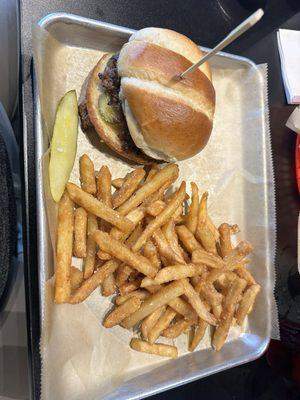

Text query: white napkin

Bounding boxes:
[277,29,300,104]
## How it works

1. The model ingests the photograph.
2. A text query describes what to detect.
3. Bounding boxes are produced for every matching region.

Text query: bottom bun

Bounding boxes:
[86,53,154,164]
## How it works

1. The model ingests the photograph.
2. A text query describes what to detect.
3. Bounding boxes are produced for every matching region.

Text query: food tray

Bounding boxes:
[34,12,274,400]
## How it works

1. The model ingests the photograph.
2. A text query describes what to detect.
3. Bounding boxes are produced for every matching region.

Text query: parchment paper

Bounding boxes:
[33,25,278,400]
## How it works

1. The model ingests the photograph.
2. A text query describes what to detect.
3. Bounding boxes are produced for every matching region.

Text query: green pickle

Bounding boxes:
[98,93,120,124]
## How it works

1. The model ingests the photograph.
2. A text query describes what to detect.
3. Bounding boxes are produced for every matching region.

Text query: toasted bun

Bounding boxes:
[86,53,153,164]
[118,28,215,161]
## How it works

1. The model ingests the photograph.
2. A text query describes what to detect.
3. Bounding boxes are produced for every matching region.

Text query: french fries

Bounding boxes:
[130,338,178,358]
[117,164,179,215]
[53,158,260,357]
[103,297,141,328]
[67,183,133,232]
[93,231,157,278]
[54,192,74,303]
[185,182,199,234]
[132,182,186,252]
[73,207,87,258]
[79,154,96,195]
[113,169,145,208]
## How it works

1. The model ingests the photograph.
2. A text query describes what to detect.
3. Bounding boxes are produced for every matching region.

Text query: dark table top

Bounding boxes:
[20,1,300,399]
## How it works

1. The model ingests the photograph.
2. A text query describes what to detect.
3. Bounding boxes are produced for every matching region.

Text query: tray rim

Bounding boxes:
[34,11,272,400]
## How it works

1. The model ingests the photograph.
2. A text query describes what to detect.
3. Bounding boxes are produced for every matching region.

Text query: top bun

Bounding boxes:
[118,27,215,161]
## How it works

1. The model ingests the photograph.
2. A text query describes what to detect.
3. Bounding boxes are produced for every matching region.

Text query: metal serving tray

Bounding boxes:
[34,12,274,400]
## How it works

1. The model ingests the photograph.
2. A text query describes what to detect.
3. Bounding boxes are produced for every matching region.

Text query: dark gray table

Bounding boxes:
[21,1,300,399]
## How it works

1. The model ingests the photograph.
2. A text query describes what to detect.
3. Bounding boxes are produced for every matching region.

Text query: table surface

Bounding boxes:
[20,1,300,399]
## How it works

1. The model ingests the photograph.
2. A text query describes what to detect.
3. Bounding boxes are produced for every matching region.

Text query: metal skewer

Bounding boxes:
[180,8,264,79]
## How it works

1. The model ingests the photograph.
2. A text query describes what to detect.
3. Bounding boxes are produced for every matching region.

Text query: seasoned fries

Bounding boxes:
[73,207,87,258]
[79,154,96,194]
[67,183,133,232]
[53,158,260,356]
[54,192,74,303]
[103,297,141,328]
[113,168,145,208]
[130,338,178,358]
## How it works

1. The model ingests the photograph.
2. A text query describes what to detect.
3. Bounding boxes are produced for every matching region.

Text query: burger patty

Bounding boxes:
[98,54,121,108]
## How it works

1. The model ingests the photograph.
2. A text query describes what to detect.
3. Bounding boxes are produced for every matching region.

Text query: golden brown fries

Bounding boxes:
[69,260,120,303]
[103,297,141,328]
[176,225,203,253]
[83,213,98,279]
[94,231,157,278]
[79,154,96,195]
[189,319,208,352]
[70,266,84,292]
[113,169,146,208]
[117,164,179,215]
[54,159,260,357]
[111,178,124,189]
[195,192,217,254]
[122,280,186,329]
[130,338,178,358]
[55,191,74,303]
[235,284,260,326]
[115,290,150,306]
[67,183,133,232]
[185,182,199,234]
[132,182,186,252]
[148,307,177,344]
[73,207,87,258]
[141,306,165,340]
[212,278,247,351]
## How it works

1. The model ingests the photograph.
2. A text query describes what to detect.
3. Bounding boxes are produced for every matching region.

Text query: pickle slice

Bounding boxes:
[49,90,78,202]
[98,92,121,124]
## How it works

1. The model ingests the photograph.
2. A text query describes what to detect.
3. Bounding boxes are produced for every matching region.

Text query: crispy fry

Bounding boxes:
[146,200,166,217]
[116,264,134,287]
[83,213,98,279]
[152,229,184,265]
[73,207,87,258]
[162,219,187,264]
[143,180,173,206]
[207,216,220,241]
[224,241,253,270]
[189,319,208,351]
[144,165,159,183]
[195,192,217,254]
[235,266,256,285]
[66,183,133,232]
[162,318,195,338]
[141,306,165,340]
[119,276,143,296]
[197,284,223,310]
[176,225,203,253]
[111,178,124,189]
[236,284,260,326]
[218,223,233,257]
[113,169,146,208]
[121,280,186,328]
[103,297,141,328]
[212,304,222,320]
[185,182,199,234]
[97,165,112,205]
[192,249,225,269]
[70,266,83,292]
[124,222,144,247]
[148,307,177,344]
[117,164,179,215]
[143,240,161,270]
[69,260,120,304]
[115,290,150,305]
[102,273,116,296]
[93,231,157,278]
[154,264,204,284]
[182,279,216,325]
[212,278,247,351]
[132,182,186,252]
[79,154,96,194]
[55,191,74,303]
[130,338,178,358]
[168,297,197,321]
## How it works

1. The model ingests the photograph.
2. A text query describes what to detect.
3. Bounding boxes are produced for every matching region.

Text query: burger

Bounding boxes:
[79,27,215,164]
